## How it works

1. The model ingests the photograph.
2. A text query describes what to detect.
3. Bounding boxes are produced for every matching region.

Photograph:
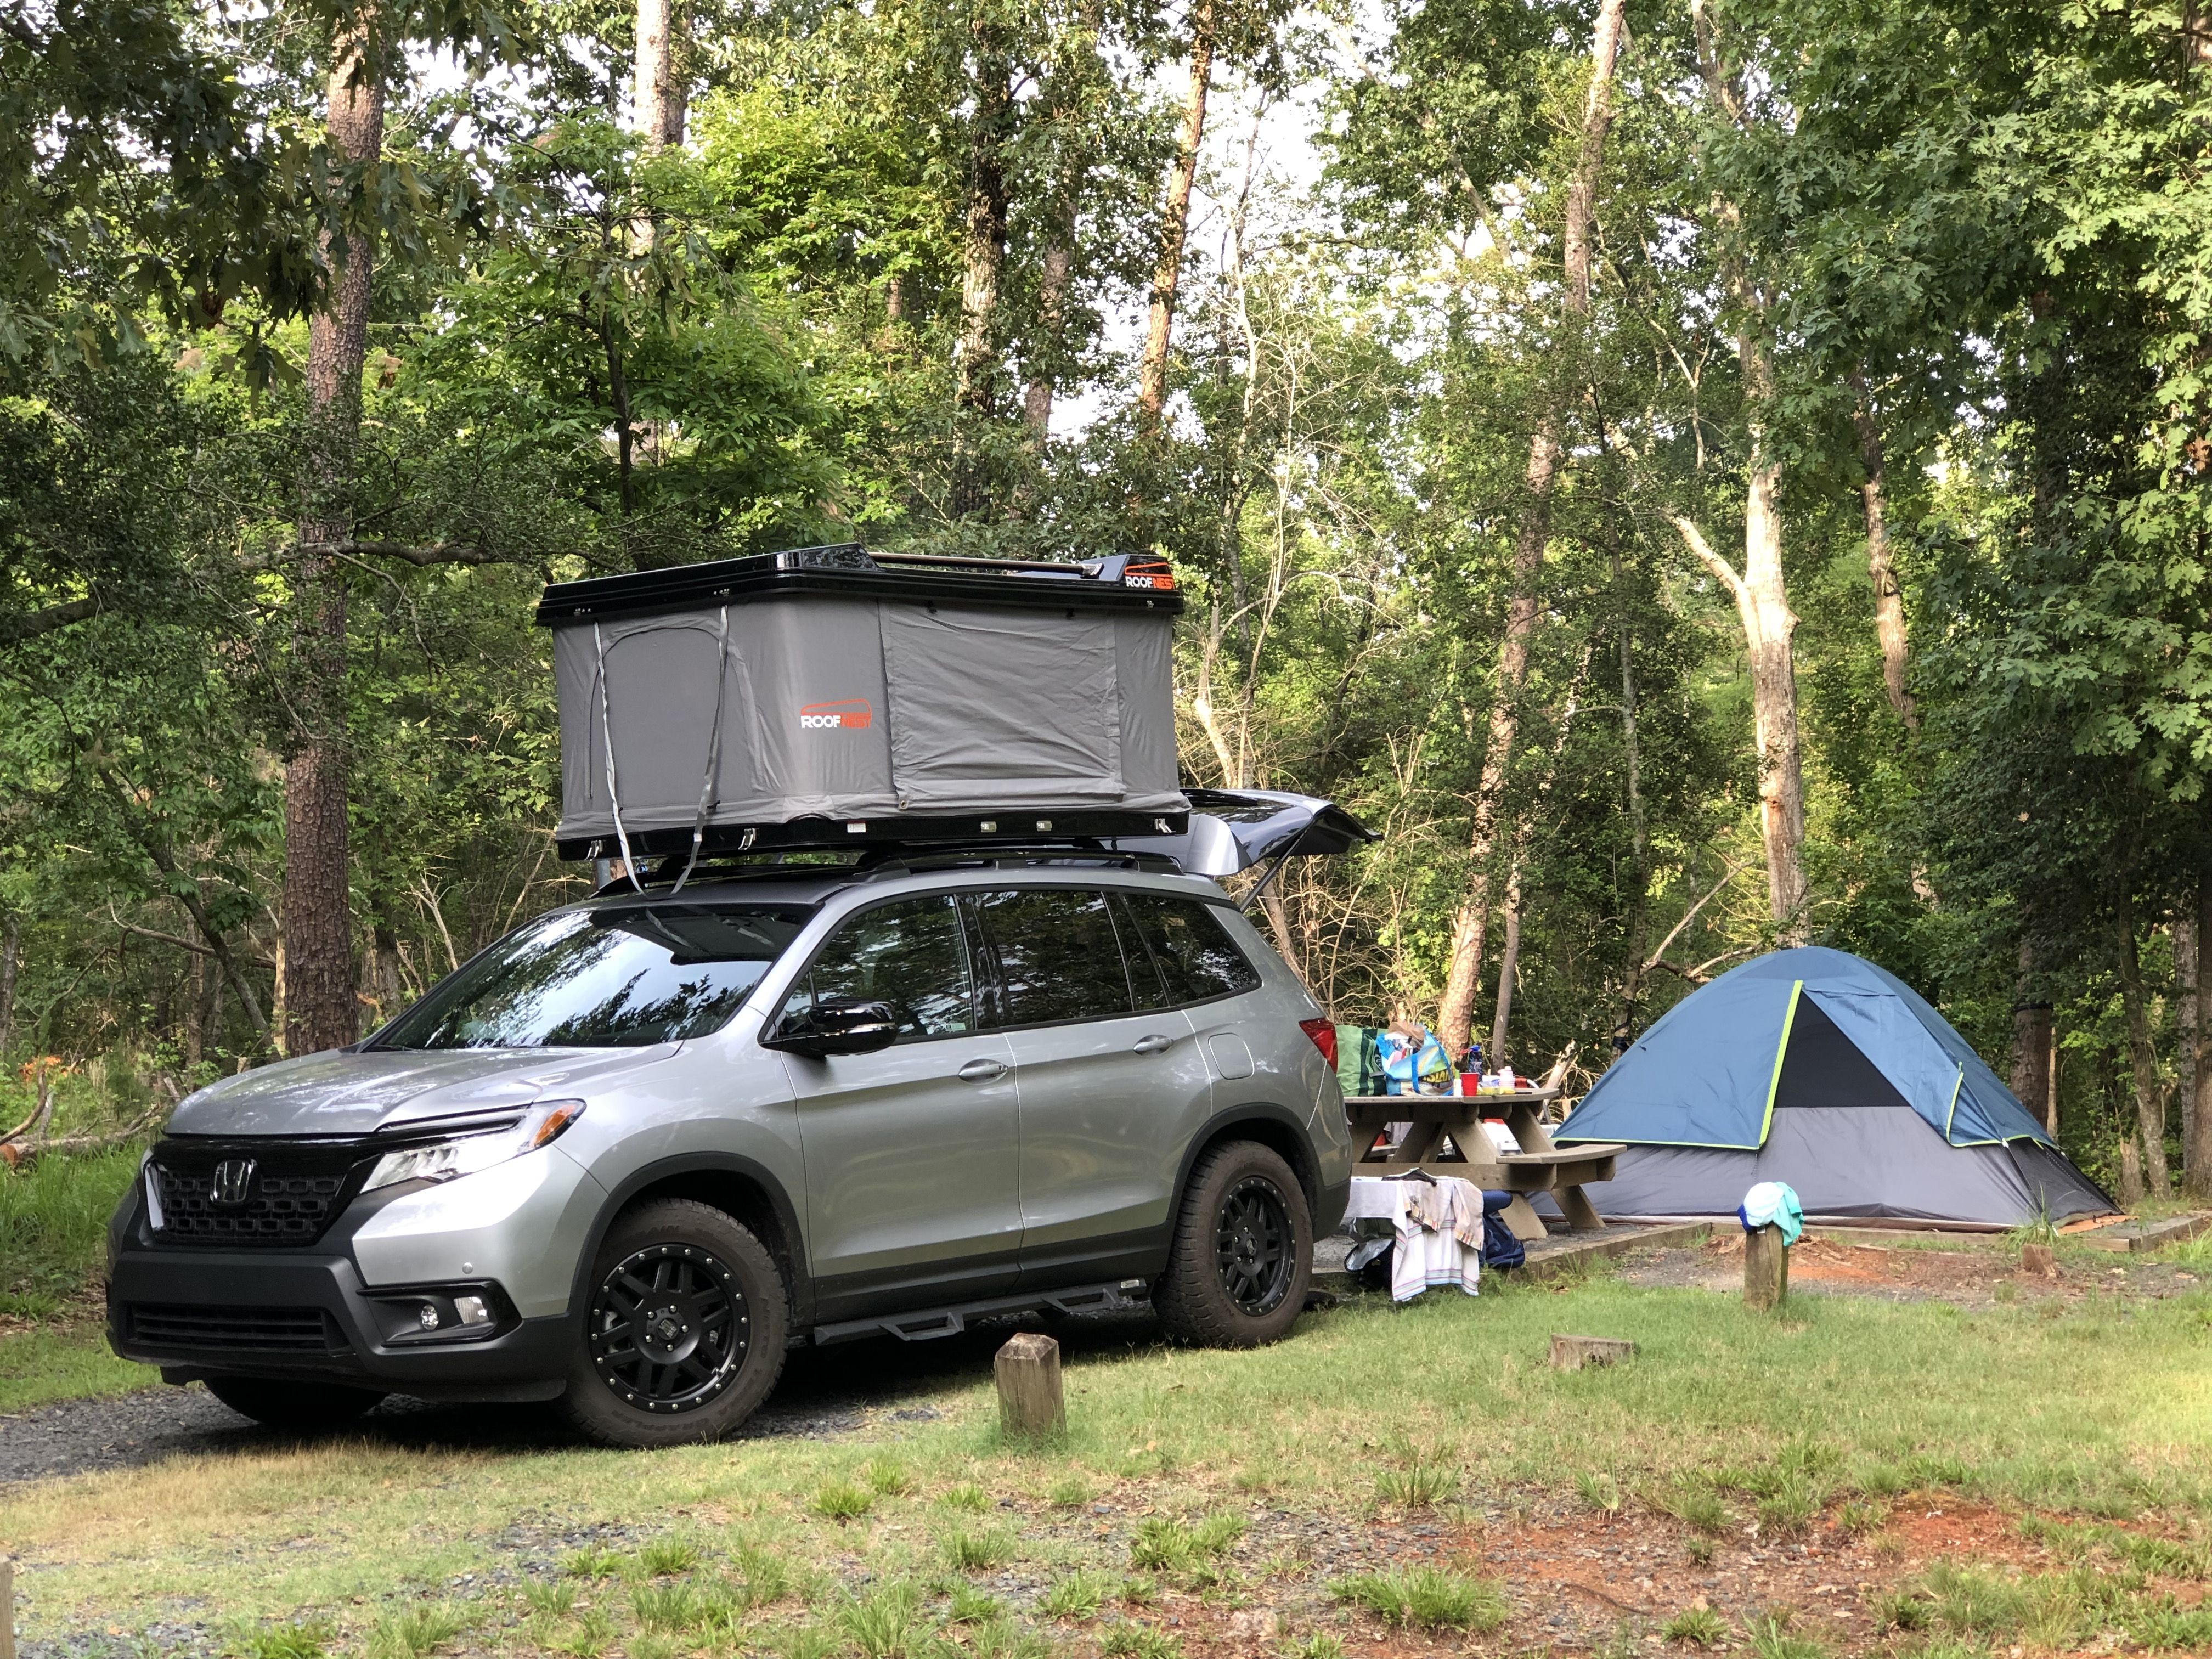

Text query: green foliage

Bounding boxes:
[1038,1571,1110,1621]
[941,1527,1014,1572]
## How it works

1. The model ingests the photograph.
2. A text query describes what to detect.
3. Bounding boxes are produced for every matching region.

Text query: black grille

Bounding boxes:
[148,1139,369,1247]
[127,1304,346,1352]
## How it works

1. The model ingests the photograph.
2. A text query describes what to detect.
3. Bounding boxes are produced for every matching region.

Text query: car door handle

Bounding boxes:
[957,1057,1008,1081]
[1132,1034,1175,1056]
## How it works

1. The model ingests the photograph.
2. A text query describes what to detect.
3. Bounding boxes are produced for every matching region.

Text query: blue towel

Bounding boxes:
[1737,1181,1804,1246]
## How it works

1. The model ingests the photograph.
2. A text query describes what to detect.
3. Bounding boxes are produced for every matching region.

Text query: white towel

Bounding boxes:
[1390,1176,1482,1301]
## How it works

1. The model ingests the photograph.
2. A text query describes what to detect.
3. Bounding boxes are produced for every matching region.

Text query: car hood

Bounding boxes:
[164,1046,680,1138]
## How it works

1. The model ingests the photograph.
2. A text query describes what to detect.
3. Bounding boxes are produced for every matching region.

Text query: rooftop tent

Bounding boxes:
[535,544,1189,860]
[1553,946,2115,1228]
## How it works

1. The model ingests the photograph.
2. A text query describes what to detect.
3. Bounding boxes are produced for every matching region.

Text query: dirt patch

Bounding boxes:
[1617,1234,2206,1311]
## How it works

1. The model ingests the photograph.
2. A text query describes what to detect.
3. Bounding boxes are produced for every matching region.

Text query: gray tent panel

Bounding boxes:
[1553,1105,2112,1228]
[882,606,1124,805]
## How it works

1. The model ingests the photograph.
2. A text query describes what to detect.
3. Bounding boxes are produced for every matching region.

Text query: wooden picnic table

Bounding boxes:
[1344,1086,1625,1243]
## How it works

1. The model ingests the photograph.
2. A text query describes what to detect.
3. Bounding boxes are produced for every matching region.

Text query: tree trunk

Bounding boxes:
[633,0,685,150]
[2176,910,2197,1181]
[1135,0,1218,432]
[951,17,1012,516]
[1489,864,1522,1068]
[2192,871,2212,1198]
[1849,376,1915,726]
[1741,447,1806,930]
[284,14,384,1059]
[1432,0,1626,1054]
[1023,9,1098,442]
[1024,238,1075,439]
[2113,899,2172,1199]
[0,909,16,1059]
[1612,556,1650,1053]
[2010,936,2053,1131]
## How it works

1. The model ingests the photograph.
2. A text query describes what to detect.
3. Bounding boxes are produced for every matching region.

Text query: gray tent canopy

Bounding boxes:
[537,544,1188,862]
[1551,947,2115,1229]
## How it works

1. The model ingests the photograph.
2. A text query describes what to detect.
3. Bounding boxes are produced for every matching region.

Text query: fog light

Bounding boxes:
[453,1294,491,1327]
[417,1302,442,1331]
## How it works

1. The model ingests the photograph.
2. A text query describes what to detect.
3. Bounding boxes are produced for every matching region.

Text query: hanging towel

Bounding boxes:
[1739,1180,1804,1245]
[1390,1177,1483,1301]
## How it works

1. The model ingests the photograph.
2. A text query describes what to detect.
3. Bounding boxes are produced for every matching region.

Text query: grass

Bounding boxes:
[0,1144,144,1319]
[1375,1446,1460,1508]
[365,1603,471,1659]
[1662,1606,1729,1646]
[7,1273,2212,1652]
[0,1319,156,1415]
[941,1526,1014,1571]
[1332,1566,1509,1632]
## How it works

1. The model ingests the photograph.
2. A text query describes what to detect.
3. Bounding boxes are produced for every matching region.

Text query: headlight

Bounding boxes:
[363,1099,586,1194]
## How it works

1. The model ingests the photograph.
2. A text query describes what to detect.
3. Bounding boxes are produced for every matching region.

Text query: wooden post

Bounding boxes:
[2,1554,15,1659]
[995,1332,1065,1438]
[1549,1334,1637,1371]
[2021,1242,2058,1278]
[1743,1224,1789,1311]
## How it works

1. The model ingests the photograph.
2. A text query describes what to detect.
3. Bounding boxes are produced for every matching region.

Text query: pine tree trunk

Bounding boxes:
[951,18,1012,516]
[633,0,685,149]
[2191,872,2212,1199]
[2011,936,2054,1130]
[284,15,384,1059]
[0,909,17,1059]
[1136,0,1217,431]
[1432,0,1626,1054]
[2175,912,2197,1180]
[2114,901,2172,1199]
[1849,374,1915,726]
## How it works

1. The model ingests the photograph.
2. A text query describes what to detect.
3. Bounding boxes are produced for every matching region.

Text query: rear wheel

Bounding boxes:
[204,1376,386,1432]
[1154,1141,1311,1347]
[560,1198,789,1448]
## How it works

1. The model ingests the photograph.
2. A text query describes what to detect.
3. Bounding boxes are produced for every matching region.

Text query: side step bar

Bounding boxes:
[812,1278,1152,1346]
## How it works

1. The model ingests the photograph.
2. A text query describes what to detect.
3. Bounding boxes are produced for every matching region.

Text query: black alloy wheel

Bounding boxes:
[589,1242,747,1413]
[1214,1173,1295,1316]
[561,1198,789,1447]
[1153,1139,1312,1348]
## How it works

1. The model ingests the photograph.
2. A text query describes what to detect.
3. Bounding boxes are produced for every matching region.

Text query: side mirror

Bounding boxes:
[765,997,899,1058]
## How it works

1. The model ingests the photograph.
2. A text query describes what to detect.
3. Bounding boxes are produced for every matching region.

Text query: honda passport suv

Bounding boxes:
[108,857,1352,1446]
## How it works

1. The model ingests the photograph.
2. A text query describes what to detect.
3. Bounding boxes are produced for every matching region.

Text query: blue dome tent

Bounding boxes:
[1554,947,2114,1228]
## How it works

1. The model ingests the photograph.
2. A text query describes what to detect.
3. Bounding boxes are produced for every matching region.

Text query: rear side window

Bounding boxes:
[971,888,1134,1028]
[777,895,975,1041]
[1121,894,1262,1007]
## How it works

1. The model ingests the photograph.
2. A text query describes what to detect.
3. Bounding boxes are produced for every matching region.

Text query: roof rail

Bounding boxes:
[855,841,1186,877]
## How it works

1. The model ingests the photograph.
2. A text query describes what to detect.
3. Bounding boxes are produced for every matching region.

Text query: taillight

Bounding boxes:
[1299,1018,1338,1068]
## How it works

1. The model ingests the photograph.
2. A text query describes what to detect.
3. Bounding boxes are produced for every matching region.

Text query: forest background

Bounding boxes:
[5,0,2212,1206]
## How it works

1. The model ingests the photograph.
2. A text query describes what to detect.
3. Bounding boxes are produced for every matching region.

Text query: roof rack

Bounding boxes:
[854,841,1187,877]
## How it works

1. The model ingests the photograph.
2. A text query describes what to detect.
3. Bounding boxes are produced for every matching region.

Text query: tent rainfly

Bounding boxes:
[1554,946,2115,1228]
[535,544,1188,862]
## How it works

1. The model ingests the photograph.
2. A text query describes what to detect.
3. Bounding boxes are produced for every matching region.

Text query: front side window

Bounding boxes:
[776,895,975,1041]
[373,905,814,1050]
[1121,894,1261,1006]
[972,888,1135,1028]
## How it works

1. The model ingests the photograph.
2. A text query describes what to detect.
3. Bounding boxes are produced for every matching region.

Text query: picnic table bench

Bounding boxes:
[1344,1086,1625,1242]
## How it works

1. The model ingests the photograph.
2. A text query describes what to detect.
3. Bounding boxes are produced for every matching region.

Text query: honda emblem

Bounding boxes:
[210,1159,257,1206]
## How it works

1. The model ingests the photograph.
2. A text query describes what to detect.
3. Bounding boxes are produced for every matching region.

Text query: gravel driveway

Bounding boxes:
[0,1305,1176,1487]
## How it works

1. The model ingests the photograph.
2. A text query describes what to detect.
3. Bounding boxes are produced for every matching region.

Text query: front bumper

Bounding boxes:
[108,1246,574,1399]
[106,1145,604,1401]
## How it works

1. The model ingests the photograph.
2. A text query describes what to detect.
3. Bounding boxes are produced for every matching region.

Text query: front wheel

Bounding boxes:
[205,1375,386,1432]
[560,1198,789,1448]
[1154,1141,1312,1347]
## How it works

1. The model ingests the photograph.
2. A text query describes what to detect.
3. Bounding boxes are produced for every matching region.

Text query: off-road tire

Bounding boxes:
[1153,1141,1312,1347]
[204,1376,386,1431]
[560,1198,789,1448]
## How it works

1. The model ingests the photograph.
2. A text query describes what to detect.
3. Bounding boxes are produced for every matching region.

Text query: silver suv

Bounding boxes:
[107,856,1352,1446]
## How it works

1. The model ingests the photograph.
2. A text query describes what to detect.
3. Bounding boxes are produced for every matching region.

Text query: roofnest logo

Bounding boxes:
[799,699,873,730]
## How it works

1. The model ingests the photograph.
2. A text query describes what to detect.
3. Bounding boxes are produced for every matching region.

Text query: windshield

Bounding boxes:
[371,904,816,1050]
